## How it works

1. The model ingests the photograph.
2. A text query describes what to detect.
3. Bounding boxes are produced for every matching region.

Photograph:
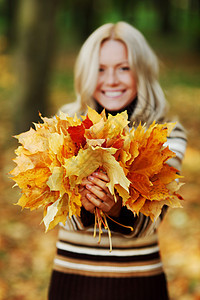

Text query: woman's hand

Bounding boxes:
[79,171,122,217]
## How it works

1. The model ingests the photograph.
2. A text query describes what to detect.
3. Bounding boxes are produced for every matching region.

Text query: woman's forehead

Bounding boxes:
[99,39,128,65]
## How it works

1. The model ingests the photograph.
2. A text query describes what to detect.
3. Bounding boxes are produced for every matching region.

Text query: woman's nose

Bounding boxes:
[106,69,119,85]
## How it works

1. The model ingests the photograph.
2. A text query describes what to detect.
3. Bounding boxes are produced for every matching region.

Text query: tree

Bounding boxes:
[153,0,173,34]
[13,0,60,133]
[70,0,100,42]
[0,0,18,48]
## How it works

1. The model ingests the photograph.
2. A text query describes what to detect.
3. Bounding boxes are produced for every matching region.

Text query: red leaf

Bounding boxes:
[102,140,107,147]
[112,138,124,149]
[67,124,86,148]
[82,116,93,129]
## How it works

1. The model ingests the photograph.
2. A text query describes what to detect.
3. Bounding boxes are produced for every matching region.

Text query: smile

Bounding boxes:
[102,90,125,98]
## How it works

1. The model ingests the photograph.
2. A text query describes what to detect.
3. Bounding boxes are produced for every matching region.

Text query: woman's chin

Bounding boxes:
[97,99,127,111]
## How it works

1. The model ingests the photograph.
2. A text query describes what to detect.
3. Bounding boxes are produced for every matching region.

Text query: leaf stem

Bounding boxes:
[105,213,134,231]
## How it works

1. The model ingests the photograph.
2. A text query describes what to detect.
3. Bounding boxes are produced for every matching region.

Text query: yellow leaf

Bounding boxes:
[58,111,81,126]
[10,152,35,176]
[167,181,184,193]
[38,114,58,131]
[47,166,65,196]
[15,128,48,153]
[12,167,51,190]
[86,138,105,147]
[105,111,129,139]
[86,118,105,139]
[64,146,130,200]
[140,195,182,221]
[87,106,102,124]
[115,184,132,204]
[14,145,31,156]
[67,188,82,218]
[15,194,29,209]
[28,152,53,168]
[129,127,176,178]
[48,132,64,154]
[43,197,62,232]
[86,110,129,140]
[102,150,131,198]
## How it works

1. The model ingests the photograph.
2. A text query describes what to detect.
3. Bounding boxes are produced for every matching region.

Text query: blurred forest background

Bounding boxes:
[0,0,200,299]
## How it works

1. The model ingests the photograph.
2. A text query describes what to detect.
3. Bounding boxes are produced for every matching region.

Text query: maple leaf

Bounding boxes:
[43,195,70,232]
[126,195,146,215]
[47,166,65,196]
[12,167,51,190]
[87,106,102,124]
[86,110,129,140]
[48,132,64,155]
[86,138,105,147]
[82,115,93,129]
[10,150,35,176]
[108,137,124,149]
[128,172,152,198]
[14,128,49,153]
[59,134,78,160]
[105,112,129,139]
[140,195,182,221]
[58,111,82,126]
[67,124,86,148]
[28,152,53,169]
[57,119,70,135]
[129,124,176,179]
[85,118,106,139]
[67,187,82,217]
[149,179,171,201]
[63,146,130,201]
[43,197,62,231]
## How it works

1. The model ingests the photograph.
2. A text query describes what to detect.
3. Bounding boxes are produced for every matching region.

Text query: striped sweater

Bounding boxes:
[52,126,187,279]
[51,92,187,282]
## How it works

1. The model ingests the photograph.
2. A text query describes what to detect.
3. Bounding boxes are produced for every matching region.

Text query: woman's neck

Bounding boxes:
[95,96,138,121]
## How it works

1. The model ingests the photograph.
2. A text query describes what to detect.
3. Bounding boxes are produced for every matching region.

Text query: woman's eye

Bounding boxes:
[99,67,104,72]
[120,66,130,71]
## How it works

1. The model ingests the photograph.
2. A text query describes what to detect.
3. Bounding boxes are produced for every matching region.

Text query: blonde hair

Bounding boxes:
[60,21,168,126]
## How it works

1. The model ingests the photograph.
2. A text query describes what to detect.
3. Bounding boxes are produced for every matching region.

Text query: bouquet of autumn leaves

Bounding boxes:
[10,107,183,239]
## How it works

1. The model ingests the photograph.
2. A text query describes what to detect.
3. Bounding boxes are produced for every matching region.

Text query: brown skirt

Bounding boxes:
[48,270,169,300]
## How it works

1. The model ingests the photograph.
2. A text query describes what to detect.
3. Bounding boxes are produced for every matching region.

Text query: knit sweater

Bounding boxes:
[49,97,187,300]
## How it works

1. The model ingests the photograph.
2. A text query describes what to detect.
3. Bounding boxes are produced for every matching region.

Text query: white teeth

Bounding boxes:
[104,91,123,97]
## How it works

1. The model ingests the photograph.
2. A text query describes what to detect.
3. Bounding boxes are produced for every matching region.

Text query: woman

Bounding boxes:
[48,22,187,300]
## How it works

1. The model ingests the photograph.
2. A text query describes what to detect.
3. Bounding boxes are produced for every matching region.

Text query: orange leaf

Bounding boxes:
[128,172,152,197]
[149,179,170,201]
[126,195,146,215]
[151,164,180,185]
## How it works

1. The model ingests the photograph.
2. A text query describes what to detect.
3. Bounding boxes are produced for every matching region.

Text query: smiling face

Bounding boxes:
[93,39,137,111]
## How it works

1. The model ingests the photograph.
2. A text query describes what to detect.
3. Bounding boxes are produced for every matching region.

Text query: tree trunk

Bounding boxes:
[70,0,99,42]
[153,0,173,34]
[3,0,18,48]
[13,0,60,133]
